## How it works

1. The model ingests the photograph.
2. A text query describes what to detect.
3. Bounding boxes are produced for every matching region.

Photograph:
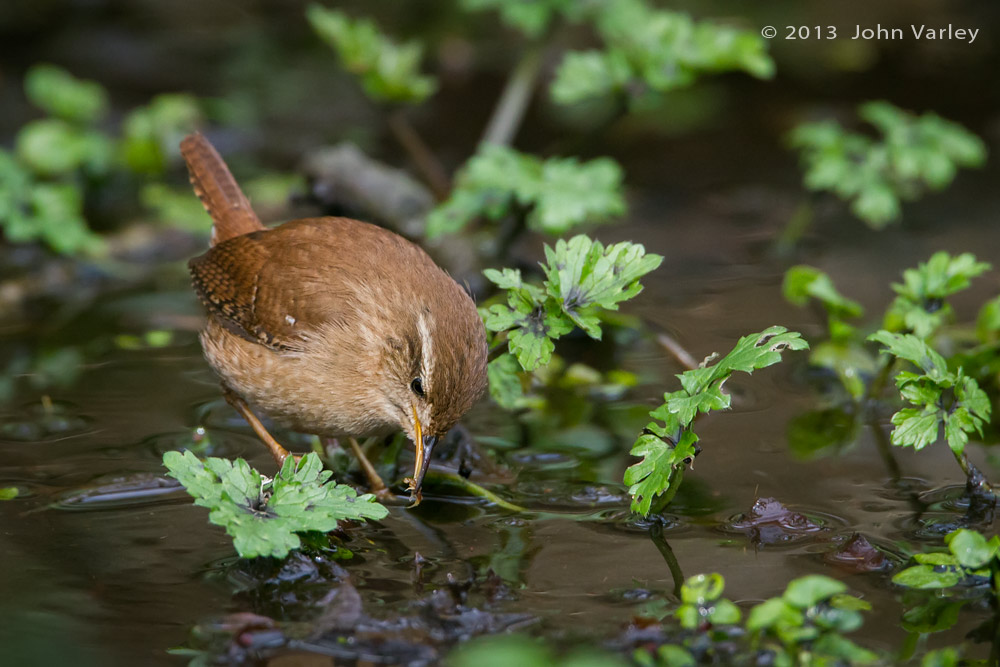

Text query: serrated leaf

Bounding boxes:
[551,50,632,105]
[624,430,697,516]
[164,451,387,559]
[541,235,662,338]
[889,407,941,450]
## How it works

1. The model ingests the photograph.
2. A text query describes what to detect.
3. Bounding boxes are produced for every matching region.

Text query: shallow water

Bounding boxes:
[2,179,998,664]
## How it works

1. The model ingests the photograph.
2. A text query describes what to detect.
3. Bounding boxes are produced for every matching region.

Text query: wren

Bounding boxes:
[180,133,488,502]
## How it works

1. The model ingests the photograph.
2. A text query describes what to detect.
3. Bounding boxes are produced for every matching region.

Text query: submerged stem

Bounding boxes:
[649,521,684,598]
[423,470,527,512]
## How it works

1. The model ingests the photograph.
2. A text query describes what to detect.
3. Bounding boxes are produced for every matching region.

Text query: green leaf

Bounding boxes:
[624,430,697,516]
[680,573,725,605]
[529,158,626,235]
[24,64,109,124]
[945,529,998,569]
[122,94,203,175]
[812,634,880,664]
[551,50,632,106]
[868,331,948,379]
[655,645,695,667]
[164,451,387,559]
[487,353,524,409]
[884,251,990,337]
[459,0,569,37]
[782,575,847,608]
[627,326,806,516]
[0,487,19,500]
[782,266,863,319]
[542,235,662,338]
[427,145,626,238]
[307,5,436,104]
[889,407,942,451]
[790,103,985,228]
[921,648,962,667]
[892,564,962,589]
[746,598,801,632]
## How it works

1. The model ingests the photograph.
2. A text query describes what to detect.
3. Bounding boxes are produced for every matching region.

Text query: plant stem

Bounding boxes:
[487,331,509,362]
[481,45,545,147]
[386,110,451,201]
[423,470,527,512]
[649,466,684,516]
[954,449,996,507]
[649,521,684,598]
[864,355,896,405]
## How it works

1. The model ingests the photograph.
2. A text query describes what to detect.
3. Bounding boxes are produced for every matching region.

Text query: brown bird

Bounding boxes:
[180,133,488,501]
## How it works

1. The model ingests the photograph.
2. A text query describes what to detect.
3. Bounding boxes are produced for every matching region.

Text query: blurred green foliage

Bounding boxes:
[551,0,774,109]
[307,4,436,104]
[0,64,205,255]
[626,326,808,516]
[789,101,986,228]
[784,252,998,490]
[630,572,877,665]
[427,145,626,238]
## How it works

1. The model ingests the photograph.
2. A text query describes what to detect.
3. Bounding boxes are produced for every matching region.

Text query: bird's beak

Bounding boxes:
[405,406,438,505]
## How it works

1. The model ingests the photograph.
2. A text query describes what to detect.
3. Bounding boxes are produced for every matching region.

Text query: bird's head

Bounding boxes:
[376,293,487,503]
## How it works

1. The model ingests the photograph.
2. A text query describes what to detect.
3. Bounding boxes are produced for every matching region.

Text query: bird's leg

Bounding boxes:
[222,387,295,466]
[346,437,390,497]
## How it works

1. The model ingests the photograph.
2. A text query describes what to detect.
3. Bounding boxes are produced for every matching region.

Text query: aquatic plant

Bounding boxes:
[163,451,387,559]
[789,101,986,229]
[625,327,808,516]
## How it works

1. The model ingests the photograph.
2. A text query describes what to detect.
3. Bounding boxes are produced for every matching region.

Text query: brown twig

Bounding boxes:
[481,45,545,147]
[386,110,451,201]
[655,332,700,371]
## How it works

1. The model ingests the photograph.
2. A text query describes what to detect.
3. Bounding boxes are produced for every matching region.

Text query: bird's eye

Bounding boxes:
[410,377,425,397]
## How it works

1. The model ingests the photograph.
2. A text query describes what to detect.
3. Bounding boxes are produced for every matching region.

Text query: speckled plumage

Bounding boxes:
[181,133,487,470]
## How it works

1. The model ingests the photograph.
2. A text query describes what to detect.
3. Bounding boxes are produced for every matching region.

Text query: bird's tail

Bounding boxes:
[180,133,265,246]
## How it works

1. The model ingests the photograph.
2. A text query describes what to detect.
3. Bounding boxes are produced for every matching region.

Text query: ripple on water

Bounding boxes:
[0,400,91,442]
[718,496,846,548]
[53,471,183,511]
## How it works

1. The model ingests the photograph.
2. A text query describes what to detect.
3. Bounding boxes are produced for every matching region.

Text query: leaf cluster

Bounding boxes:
[550,0,774,108]
[884,251,991,338]
[785,252,995,401]
[307,4,436,104]
[789,101,986,228]
[869,331,991,457]
[482,235,661,407]
[163,451,388,559]
[426,144,625,238]
[893,528,999,590]
[640,573,877,666]
[625,327,808,516]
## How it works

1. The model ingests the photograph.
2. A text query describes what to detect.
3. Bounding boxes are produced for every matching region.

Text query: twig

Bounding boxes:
[386,110,451,201]
[655,332,699,371]
[481,45,545,147]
